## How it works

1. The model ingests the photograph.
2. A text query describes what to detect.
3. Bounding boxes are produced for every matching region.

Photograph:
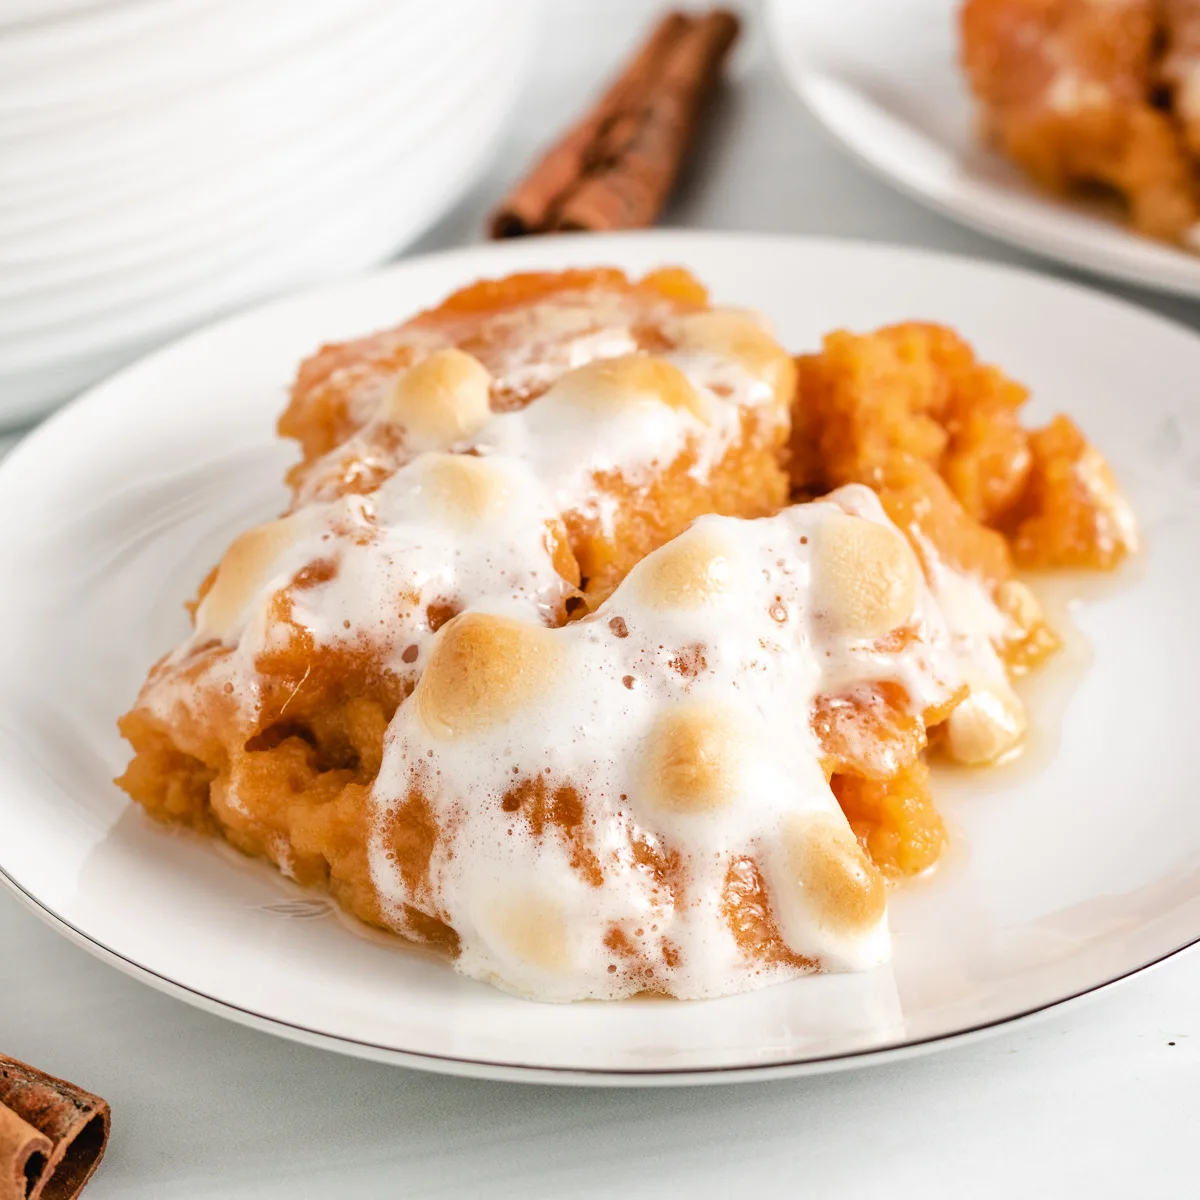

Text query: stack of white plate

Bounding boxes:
[0,0,536,427]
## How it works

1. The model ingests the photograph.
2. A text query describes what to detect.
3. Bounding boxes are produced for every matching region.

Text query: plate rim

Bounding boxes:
[763,0,1200,301]
[4,862,1196,1086]
[9,225,1200,448]
[4,227,1200,1085]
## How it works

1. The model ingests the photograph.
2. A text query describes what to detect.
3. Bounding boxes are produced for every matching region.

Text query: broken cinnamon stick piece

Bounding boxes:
[0,1057,109,1200]
[489,8,740,237]
[0,1103,50,1200]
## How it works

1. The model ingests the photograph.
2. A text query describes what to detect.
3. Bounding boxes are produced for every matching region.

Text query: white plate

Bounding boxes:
[766,0,1200,299]
[0,232,1196,1086]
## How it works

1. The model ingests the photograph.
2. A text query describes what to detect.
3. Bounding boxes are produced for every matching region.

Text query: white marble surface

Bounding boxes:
[2,2,1199,1196]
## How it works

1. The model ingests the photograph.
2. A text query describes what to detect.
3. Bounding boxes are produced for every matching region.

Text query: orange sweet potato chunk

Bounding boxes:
[1005,414,1135,569]
[833,761,947,880]
[790,321,1133,573]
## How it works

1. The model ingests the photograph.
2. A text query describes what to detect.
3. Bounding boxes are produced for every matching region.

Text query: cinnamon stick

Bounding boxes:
[0,1057,109,1200]
[490,8,740,237]
[0,1105,50,1200]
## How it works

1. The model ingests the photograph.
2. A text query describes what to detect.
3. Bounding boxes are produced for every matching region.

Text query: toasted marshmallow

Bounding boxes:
[943,676,1026,765]
[381,348,492,450]
[779,812,887,938]
[416,612,564,741]
[672,308,797,411]
[487,891,572,974]
[640,704,748,813]
[195,514,310,641]
[418,453,513,527]
[813,511,917,639]
[541,354,708,424]
[633,524,734,611]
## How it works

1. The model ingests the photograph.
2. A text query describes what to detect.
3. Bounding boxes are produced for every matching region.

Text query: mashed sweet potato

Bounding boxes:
[118,280,1135,971]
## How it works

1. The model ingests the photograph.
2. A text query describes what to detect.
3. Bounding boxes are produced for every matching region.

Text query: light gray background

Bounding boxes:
[2,2,1197,1195]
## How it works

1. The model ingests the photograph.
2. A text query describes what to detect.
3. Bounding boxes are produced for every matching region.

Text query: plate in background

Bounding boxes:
[0,231,1196,1085]
[766,0,1200,299]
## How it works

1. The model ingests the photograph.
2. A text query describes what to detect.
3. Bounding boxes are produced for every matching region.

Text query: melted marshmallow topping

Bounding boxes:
[142,452,577,723]
[315,286,680,437]
[138,301,794,747]
[921,556,1028,766]
[293,308,793,529]
[123,278,1091,1005]
[367,486,965,1001]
